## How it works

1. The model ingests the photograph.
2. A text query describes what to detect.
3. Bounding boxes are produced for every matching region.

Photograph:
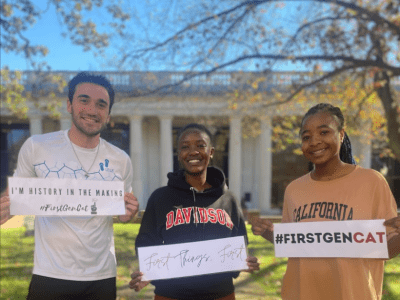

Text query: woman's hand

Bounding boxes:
[129,271,151,292]
[384,217,400,259]
[384,217,400,234]
[251,217,274,243]
[243,256,260,273]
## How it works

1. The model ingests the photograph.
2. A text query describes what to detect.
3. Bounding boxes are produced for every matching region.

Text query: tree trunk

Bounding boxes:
[375,71,400,162]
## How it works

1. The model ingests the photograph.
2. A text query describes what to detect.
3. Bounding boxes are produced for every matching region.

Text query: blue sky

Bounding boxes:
[1,2,108,71]
[5,1,394,73]
[1,1,302,72]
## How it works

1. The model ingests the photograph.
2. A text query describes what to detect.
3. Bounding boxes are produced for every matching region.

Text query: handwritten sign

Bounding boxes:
[9,177,125,216]
[274,220,388,258]
[138,236,247,281]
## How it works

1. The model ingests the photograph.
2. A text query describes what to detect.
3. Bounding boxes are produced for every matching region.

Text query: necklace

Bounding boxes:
[311,164,356,181]
[69,139,100,179]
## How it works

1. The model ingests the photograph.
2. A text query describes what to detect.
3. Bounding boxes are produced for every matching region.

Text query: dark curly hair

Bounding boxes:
[177,123,214,146]
[68,72,115,112]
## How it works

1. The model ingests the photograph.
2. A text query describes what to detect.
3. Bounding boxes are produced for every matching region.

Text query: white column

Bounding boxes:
[350,135,372,169]
[160,115,173,187]
[60,101,71,131]
[26,116,43,233]
[347,121,371,168]
[229,116,242,200]
[60,117,72,131]
[29,116,42,136]
[130,116,144,210]
[259,117,273,214]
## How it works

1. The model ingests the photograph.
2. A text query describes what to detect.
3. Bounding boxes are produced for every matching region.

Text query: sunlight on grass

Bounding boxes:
[0,227,35,299]
[114,224,141,289]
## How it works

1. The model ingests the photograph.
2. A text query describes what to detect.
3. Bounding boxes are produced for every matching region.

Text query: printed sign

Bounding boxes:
[274,220,388,258]
[138,236,248,281]
[9,177,125,216]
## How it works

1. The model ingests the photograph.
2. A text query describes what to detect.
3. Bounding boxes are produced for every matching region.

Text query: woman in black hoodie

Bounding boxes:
[130,123,259,300]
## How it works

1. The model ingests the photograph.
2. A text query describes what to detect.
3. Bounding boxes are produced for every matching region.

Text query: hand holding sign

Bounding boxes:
[243,256,260,273]
[137,236,248,281]
[384,217,400,234]
[129,271,150,292]
[118,192,139,223]
[0,189,11,225]
[251,217,274,243]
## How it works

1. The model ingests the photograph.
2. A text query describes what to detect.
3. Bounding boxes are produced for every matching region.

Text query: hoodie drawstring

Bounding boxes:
[190,187,198,227]
[190,187,207,237]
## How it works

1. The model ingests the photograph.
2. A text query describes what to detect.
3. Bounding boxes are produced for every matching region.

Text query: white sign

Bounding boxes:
[138,236,248,281]
[9,177,125,216]
[274,220,388,258]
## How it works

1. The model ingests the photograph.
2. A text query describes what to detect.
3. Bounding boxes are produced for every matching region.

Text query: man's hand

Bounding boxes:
[129,271,150,292]
[251,217,274,243]
[118,192,139,223]
[0,189,12,225]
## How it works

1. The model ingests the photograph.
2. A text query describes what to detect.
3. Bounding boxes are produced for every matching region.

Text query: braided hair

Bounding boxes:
[301,103,356,165]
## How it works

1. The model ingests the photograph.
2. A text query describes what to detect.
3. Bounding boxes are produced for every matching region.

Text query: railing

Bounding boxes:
[12,70,400,96]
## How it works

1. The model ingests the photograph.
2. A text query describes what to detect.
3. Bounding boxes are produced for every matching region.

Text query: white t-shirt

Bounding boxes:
[14,130,133,281]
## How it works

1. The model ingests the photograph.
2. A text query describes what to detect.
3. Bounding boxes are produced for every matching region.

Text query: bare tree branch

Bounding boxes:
[120,1,269,64]
[260,65,360,108]
[320,0,400,37]
[189,4,252,71]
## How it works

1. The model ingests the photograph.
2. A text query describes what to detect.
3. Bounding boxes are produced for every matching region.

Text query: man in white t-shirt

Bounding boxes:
[0,72,139,299]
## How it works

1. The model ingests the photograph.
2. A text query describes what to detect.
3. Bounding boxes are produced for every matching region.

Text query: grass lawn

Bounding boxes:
[1,225,399,300]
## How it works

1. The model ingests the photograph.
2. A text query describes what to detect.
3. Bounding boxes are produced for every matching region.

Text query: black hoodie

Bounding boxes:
[135,167,247,300]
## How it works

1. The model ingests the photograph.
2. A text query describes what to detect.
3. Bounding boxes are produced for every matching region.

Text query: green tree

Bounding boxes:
[1,0,130,63]
[1,0,129,117]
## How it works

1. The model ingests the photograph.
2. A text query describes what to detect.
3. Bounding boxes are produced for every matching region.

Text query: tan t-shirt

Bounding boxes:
[281,166,398,300]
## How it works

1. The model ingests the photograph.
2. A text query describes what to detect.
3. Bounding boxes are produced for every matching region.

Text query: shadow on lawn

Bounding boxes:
[1,226,399,300]
[237,260,287,289]
[382,271,399,300]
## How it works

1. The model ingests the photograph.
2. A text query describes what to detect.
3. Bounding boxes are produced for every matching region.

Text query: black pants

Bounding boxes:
[27,274,116,300]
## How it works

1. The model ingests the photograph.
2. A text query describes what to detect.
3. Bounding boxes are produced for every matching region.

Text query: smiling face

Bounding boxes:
[67,82,111,138]
[178,129,214,176]
[300,112,344,167]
